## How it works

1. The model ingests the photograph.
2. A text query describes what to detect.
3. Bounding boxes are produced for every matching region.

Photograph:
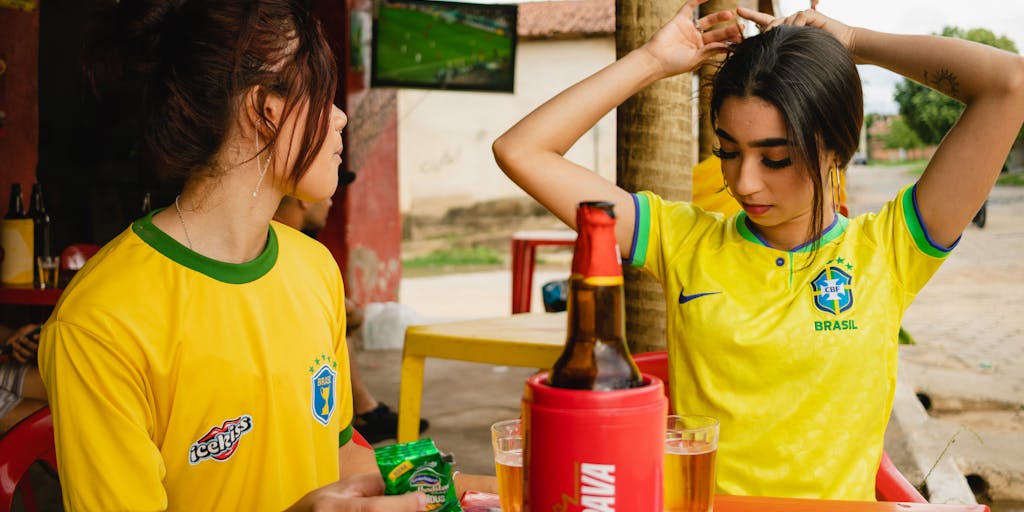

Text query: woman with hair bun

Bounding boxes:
[493,0,1024,500]
[39,1,427,510]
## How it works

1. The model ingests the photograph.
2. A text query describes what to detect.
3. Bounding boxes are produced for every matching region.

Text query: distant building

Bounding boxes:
[866,114,937,163]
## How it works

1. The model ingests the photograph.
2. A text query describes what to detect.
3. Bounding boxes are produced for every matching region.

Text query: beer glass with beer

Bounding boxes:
[36,255,60,289]
[490,419,523,512]
[664,415,719,512]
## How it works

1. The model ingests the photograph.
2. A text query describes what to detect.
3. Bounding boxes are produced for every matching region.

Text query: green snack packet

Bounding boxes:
[375,438,461,511]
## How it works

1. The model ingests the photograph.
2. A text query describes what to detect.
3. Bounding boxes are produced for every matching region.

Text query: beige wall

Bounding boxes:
[397,37,616,216]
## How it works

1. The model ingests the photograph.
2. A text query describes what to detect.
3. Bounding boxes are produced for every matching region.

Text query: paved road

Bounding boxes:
[846,165,1024,509]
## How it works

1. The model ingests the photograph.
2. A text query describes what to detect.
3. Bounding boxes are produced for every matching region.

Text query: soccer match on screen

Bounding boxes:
[373,0,517,91]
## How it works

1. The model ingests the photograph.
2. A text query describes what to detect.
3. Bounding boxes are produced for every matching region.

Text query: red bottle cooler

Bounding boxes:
[522,372,667,511]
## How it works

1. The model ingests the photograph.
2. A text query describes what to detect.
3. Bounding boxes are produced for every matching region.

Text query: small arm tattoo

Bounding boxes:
[924,68,960,96]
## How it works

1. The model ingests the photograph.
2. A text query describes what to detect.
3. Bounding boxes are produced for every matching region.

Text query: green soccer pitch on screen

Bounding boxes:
[371,0,517,93]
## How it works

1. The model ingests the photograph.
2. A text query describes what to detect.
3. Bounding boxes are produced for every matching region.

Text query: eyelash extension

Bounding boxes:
[711,146,738,159]
[762,158,792,169]
[714,146,791,169]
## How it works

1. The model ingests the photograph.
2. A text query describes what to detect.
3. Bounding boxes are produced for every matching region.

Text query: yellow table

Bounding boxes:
[398,312,566,442]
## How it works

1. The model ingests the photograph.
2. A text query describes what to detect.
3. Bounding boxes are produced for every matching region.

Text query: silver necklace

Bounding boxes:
[174,195,194,250]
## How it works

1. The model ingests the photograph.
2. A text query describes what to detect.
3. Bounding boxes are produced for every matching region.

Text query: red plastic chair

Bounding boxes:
[0,410,373,511]
[0,406,58,512]
[632,351,928,503]
[59,243,100,271]
[352,428,372,449]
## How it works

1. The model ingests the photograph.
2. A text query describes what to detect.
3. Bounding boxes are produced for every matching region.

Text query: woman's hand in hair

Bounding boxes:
[737,7,856,53]
[642,0,743,79]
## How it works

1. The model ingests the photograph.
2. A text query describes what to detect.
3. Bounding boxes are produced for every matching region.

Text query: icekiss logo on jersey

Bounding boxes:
[188,415,253,465]
[309,354,338,426]
[810,264,853,315]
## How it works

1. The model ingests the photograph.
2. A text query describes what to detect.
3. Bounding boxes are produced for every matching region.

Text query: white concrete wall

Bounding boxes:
[397,37,616,216]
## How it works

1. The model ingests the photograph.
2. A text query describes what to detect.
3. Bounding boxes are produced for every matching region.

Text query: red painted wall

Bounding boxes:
[339,109,401,305]
[0,7,39,210]
[314,0,402,304]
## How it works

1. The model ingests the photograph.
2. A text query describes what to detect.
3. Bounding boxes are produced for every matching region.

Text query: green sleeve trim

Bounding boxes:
[338,424,354,447]
[131,208,278,284]
[627,193,651,268]
[901,185,956,258]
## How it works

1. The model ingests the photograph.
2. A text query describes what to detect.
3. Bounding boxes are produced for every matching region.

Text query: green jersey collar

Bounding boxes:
[735,211,849,253]
[132,208,278,284]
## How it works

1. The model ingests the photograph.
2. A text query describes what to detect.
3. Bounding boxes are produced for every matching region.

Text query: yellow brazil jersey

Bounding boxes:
[39,212,353,511]
[628,185,953,500]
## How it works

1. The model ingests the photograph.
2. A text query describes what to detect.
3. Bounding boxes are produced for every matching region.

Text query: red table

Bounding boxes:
[460,492,989,511]
[510,230,576,314]
[0,286,62,306]
[713,495,989,511]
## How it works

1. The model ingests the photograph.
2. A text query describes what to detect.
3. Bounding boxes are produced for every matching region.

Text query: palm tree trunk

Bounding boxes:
[616,0,698,354]
[617,0,771,354]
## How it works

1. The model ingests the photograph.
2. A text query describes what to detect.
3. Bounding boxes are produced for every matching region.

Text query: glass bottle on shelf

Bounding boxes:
[28,183,52,287]
[2,183,34,286]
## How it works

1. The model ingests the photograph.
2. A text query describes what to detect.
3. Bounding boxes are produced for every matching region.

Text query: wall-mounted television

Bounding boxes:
[371,0,517,93]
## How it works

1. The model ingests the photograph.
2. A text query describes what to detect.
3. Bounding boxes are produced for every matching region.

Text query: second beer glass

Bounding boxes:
[491,419,523,512]
[664,414,719,512]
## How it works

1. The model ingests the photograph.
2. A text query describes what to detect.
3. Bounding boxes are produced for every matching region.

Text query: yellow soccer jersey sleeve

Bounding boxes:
[40,214,353,511]
[628,185,952,500]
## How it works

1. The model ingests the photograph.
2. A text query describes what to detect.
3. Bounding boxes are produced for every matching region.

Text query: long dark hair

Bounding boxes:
[710,25,863,249]
[87,0,338,188]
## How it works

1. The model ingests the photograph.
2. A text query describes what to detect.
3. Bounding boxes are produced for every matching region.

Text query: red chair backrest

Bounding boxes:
[631,351,927,503]
[60,243,101,271]
[0,406,58,511]
[633,351,673,413]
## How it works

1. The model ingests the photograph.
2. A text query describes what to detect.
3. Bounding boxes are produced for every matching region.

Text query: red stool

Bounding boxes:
[0,406,58,512]
[510,230,577,314]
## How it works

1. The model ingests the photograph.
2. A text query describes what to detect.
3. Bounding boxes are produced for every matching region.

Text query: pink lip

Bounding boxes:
[742,203,771,216]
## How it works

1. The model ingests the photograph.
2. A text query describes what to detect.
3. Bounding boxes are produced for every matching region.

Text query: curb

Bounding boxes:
[887,377,979,505]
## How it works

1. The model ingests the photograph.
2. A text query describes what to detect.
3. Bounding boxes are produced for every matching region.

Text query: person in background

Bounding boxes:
[0,323,47,430]
[493,0,1024,500]
[39,1,428,510]
[275,195,430,443]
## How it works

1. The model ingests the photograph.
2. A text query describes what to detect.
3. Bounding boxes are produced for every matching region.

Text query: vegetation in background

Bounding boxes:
[882,117,925,151]
[403,246,503,269]
[894,27,1022,146]
[997,173,1024,187]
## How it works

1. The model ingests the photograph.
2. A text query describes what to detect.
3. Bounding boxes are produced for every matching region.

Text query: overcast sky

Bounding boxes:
[472,0,1024,113]
[778,0,1024,113]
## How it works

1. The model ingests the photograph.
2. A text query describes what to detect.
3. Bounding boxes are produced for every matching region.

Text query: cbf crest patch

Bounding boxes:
[810,261,854,315]
[309,354,338,426]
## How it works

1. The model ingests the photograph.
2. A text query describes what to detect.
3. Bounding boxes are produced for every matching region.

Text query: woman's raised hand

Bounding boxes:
[737,7,856,51]
[641,0,743,78]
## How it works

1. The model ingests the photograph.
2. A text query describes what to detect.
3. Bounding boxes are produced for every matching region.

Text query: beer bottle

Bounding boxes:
[5,183,25,218]
[548,201,644,391]
[2,183,34,285]
[140,191,152,215]
[28,183,51,286]
[29,183,51,256]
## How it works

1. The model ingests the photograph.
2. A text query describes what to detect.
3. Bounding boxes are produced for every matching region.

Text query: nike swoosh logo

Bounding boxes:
[678,289,722,304]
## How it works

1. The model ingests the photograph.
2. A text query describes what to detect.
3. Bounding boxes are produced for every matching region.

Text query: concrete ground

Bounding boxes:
[356,164,1023,509]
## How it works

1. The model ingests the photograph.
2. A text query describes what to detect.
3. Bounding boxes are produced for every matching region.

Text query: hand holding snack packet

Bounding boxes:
[376,439,461,511]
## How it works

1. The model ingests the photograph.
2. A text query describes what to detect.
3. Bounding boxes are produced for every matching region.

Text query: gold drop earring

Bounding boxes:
[721,171,736,198]
[830,164,840,215]
[252,130,272,198]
